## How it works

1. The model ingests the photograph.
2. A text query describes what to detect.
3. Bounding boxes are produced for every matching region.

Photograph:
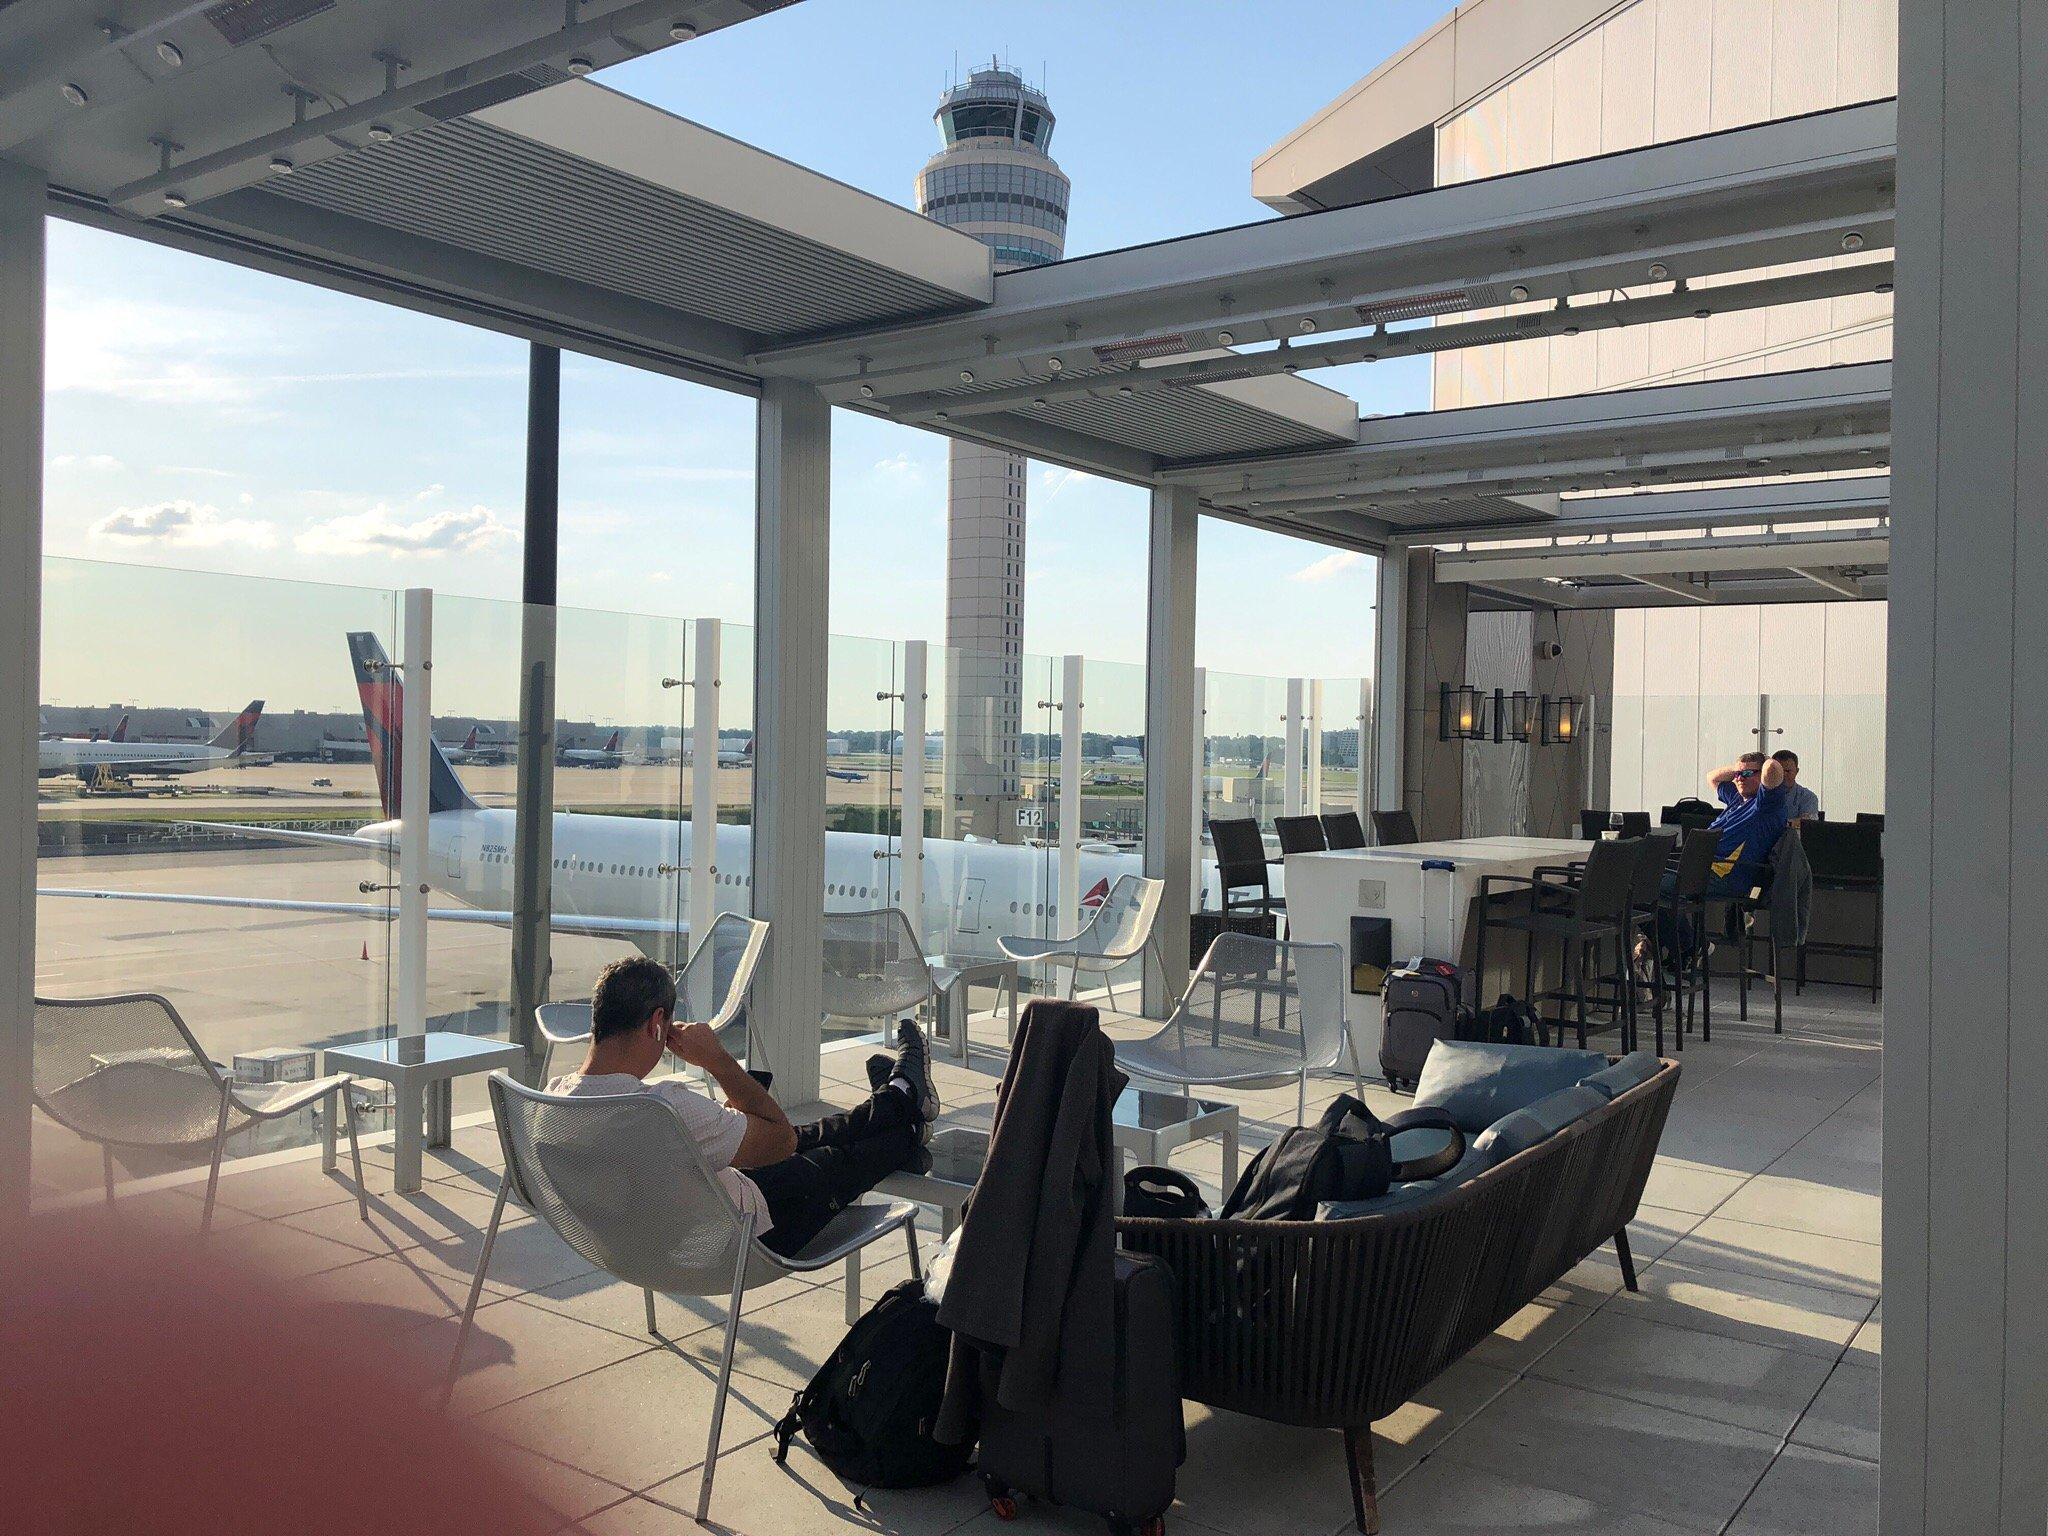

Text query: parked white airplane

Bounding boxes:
[37,701,265,780]
[40,636,1210,964]
[323,723,481,764]
[559,729,624,769]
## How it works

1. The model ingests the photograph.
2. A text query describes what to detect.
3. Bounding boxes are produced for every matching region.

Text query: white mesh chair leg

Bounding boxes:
[695,1215,755,1525]
[200,1076,235,1236]
[443,1177,511,1409]
[1297,1069,1308,1127]
[644,1288,659,1336]
[905,1221,923,1282]
[101,1146,115,1205]
[340,1086,368,1223]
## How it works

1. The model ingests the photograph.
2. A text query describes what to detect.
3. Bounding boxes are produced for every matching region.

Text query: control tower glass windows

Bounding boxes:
[942,102,1020,143]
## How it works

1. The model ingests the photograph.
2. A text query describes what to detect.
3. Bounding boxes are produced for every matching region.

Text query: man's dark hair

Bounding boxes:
[1739,751,1767,767]
[590,955,677,1043]
[1771,749,1800,769]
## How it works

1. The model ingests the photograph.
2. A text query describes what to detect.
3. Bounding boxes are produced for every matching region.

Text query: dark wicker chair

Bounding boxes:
[1119,1057,1679,1535]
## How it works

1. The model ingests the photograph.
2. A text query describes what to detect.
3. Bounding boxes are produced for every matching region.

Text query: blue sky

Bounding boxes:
[41,0,1451,697]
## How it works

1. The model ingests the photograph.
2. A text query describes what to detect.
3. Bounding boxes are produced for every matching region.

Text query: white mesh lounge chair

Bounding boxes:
[1114,933,1360,1124]
[820,907,935,1028]
[32,992,367,1231]
[448,1072,921,1524]
[533,914,769,1078]
[998,873,1165,1011]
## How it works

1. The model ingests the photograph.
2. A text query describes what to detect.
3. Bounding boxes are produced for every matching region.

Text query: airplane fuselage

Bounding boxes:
[37,738,248,779]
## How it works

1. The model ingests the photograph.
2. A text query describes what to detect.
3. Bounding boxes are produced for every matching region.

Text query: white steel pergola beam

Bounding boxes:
[1434,530,1889,584]
[1624,573,1715,604]
[1789,566,1867,599]
[1427,476,1890,544]
[880,263,1892,421]
[754,100,1895,401]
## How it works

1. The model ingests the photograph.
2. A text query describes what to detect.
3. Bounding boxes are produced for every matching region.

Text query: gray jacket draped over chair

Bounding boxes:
[935,999,1127,1445]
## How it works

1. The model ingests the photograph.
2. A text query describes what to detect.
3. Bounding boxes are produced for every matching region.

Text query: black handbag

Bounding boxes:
[1219,1094,1465,1221]
[1123,1165,1209,1220]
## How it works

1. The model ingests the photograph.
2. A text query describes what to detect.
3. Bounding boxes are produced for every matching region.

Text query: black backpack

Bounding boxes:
[1471,993,1549,1048]
[771,1279,974,1489]
[1219,1094,1464,1221]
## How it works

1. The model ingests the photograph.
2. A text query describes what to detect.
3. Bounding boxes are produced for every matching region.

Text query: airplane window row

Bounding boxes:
[1006,901,1051,916]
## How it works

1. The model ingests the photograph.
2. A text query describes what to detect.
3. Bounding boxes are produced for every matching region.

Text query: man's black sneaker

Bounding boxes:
[894,1017,941,1131]
[865,1053,895,1094]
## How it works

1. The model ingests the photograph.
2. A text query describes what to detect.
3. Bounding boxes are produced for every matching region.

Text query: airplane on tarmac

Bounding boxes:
[825,767,868,783]
[38,635,1217,964]
[559,729,624,769]
[37,702,265,780]
[323,723,482,765]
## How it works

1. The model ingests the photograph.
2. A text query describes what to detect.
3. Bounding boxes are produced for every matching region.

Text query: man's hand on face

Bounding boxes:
[664,1020,730,1070]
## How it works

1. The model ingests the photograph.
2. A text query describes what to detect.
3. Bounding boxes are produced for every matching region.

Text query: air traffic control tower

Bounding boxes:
[916,65,1070,841]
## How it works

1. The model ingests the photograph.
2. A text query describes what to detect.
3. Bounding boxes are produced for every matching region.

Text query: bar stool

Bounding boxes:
[1274,814,1329,855]
[1321,811,1367,849]
[1474,837,1640,1051]
[1667,828,1721,1044]
[1372,809,1418,846]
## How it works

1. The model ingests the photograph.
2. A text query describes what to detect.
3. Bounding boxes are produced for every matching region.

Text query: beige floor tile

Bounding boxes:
[520,1266,824,1345]
[474,1343,787,1495]
[1667,1216,1881,1298]
[1846,1304,1880,1363]
[1604,1259,1875,1360]
[405,1294,656,1415]
[1529,1310,1837,1438]
[483,1439,640,1529]
[303,1247,514,1326]
[204,1211,381,1282]
[1431,1377,1781,1532]
[1469,1295,1597,1374]
[1724,1445,1877,1534]
[1640,1160,1750,1217]
[207,1157,379,1221]
[637,1436,989,1536]
[1789,1359,1879,1463]
[1713,1172,1881,1245]
[1378,1459,1699,1535]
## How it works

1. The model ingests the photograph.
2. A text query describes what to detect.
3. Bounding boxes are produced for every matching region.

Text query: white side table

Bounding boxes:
[323,1033,526,1193]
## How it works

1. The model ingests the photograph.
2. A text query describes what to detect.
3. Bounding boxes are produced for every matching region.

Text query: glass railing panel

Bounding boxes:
[1816,692,1884,819]
[1077,655,1149,1003]
[33,557,401,1201]
[822,633,902,1048]
[1318,676,1367,828]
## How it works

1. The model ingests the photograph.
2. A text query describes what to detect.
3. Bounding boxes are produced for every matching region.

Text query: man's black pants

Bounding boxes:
[750,1087,921,1257]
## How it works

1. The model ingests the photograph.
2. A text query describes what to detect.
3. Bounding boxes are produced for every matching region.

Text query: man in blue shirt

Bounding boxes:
[1771,749,1821,823]
[1648,751,1793,969]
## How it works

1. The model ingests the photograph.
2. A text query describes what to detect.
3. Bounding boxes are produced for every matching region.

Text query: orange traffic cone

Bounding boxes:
[360,941,370,962]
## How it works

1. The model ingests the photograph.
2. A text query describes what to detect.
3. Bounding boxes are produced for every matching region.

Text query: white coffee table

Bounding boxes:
[323,1032,526,1193]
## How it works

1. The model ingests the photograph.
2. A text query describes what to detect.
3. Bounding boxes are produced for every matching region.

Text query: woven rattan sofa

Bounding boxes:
[1118,1054,1680,1534]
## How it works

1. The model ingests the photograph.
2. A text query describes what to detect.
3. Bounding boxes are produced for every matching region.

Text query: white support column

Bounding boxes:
[1144,485,1198,1011]
[1191,666,1208,911]
[899,641,927,941]
[1373,545,1409,824]
[752,380,830,1106]
[1306,680,1324,816]
[1886,7,2048,1531]
[0,162,43,1225]
[393,587,432,1192]
[1059,654,1084,930]
[1355,677,1373,835]
[689,618,721,945]
[1283,678,1306,818]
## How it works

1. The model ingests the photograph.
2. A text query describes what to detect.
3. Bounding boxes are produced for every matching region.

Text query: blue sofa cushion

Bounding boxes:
[1317,1146,1493,1220]
[1412,1040,1611,1133]
[1585,1050,1663,1100]
[1471,1083,1609,1162]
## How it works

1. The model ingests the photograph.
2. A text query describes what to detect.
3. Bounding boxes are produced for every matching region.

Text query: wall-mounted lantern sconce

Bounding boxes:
[1506,689,1538,743]
[1440,682,1485,741]
[1542,694,1581,746]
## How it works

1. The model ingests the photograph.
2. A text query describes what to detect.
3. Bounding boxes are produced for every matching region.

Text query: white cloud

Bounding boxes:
[1037,466,1101,501]
[156,465,241,480]
[873,451,930,484]
[1289,550,1365,584]
[49,453,122,472]
[295,500,517,558]
[90,499,277,550]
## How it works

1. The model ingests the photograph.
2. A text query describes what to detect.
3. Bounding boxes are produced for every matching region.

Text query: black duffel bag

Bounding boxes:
[1218,1093,1465,1221]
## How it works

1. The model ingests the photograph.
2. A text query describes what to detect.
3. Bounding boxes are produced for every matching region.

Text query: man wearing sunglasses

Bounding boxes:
[1706,750,1792,891]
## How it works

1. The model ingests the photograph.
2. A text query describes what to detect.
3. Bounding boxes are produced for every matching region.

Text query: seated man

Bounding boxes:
[550,955,939,1257]
[1651,750,1792,964]
[1771,748,1821,823]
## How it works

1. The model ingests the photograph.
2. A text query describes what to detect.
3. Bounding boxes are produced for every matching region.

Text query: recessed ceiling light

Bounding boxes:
[268,156,294,175]
[1216,331,1234,346]
[156,41,184,67]
[1508,284,1530,303]
[367,124,394,142]
[1032,397,1049,407]
[1045,357,1063,372]
[668,20,698,40]
[1694,308,1713,320]
[565,55,595,75]
[1647,262,1669,280]
[1841,231,1865,252]
[1117,385,1135,396]
[1562,325,1581,337]
[1875,280,1894,294]
[934,410,949,420]
[858,384,874,398]
[60,82,88,107]
[1298,317,1316,334]
[163,191,188,210]
[959,369,975,384]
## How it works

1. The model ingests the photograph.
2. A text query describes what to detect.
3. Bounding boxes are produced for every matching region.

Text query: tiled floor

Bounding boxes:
[48,977,1882,1535]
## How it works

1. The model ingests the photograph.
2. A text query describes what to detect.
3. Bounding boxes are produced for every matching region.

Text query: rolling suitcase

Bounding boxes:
[1379,859,1470,1091]
[977,1250,1184,1536]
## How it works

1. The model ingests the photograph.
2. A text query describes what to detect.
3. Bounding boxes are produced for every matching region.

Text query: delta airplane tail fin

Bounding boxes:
[462,725,480,751]
[110,713,129,743]
[346,633,479,819]
[208,700,264,754]
[604,729,621,754]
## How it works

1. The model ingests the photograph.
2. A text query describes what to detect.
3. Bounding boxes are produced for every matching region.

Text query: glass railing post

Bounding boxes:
[1356,678,1374,834]
[1306,680,1325,816]
[1191,666,1207,912]
[900,641,927,943]
[690,618,721,942]
[1059,654,1084,931]
[393,586,433,1191]
[1284,677,1306,818]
